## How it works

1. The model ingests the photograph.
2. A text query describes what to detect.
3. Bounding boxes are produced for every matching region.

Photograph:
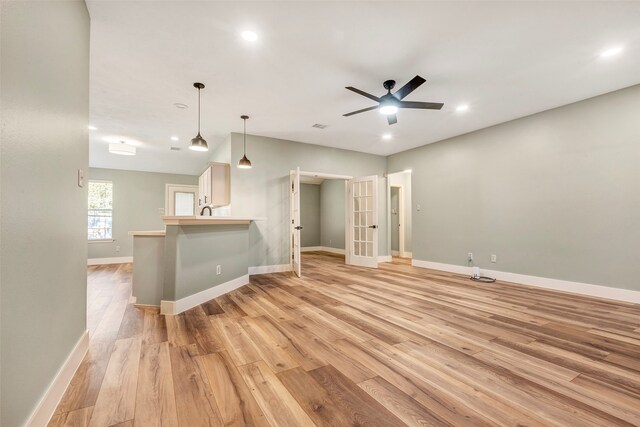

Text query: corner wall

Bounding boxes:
[1,2,90,425]
[388,85,640,291]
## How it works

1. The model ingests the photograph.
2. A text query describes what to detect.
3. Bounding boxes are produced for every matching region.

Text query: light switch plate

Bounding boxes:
[77,169,84,187]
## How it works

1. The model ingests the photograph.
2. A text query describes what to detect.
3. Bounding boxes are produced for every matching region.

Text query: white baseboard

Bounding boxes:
[87,256,133,266]
[301,246,345,255]
[391,250,413,258]
[161,274,249,315]
[25,330,89,427]
[412,259,640,304]
[248,264,293,275]
[378,255,392,263]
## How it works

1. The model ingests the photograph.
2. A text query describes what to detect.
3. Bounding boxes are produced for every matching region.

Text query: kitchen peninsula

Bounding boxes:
[129,215,263,314]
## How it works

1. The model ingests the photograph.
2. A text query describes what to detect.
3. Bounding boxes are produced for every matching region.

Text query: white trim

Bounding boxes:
[161,274,249,315]
[301,246,345,255]
[87,256,133,265]
[248,264,293,275]
[298,170,353,180]
[391,250,413,258]
[25,330,89,427]
[391,250,400,256]
[412,259,640,304]
[404,251,413,259]
[88,239,115,243]
[378,255,392,263]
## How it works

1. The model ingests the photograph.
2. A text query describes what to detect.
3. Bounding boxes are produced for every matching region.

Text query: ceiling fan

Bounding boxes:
[343,75,443,125]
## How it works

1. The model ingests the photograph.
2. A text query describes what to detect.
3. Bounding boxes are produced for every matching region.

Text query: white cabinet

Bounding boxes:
[198,162,230,207]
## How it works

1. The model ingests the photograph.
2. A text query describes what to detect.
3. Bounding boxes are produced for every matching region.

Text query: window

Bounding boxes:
[88,180,113,240]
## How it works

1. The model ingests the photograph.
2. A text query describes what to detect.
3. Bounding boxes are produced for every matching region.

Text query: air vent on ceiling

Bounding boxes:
[170,146,181,151]
[312,123,328,129]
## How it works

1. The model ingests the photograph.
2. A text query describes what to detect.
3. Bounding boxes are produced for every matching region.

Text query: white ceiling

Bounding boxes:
[87,1,640,175]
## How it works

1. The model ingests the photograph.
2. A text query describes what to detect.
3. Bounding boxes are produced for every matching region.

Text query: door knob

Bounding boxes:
[294,226,303,230]
[368,225,378,229]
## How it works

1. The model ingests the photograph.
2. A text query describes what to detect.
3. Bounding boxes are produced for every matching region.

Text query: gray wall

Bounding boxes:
[163,225,250,301]
[388,85,640,291]
[227,133,388,267]
[1,2,90,425]
[300,184,320,247]
[88,168,198,259]
[320,179,345,250]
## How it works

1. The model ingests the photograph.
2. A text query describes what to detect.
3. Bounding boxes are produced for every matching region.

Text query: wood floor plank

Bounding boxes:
[195,350,269,427]
[359,376,449,427]
[169,344,224,427]
[135,342,179,426]
[89,337,142,427]
[277,366,360,426]
[308,364,406,427]
[209,315,262,366]
[238,360,315,427]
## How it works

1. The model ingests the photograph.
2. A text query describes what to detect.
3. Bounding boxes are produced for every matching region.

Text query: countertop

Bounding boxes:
[161,216,265,226]
[128,230,166,236]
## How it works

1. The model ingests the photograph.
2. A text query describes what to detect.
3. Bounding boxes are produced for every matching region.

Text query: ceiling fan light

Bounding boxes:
[108,142,136,156]
[379,105,398,115]
[237,154,252,169]
[189,133,209,151]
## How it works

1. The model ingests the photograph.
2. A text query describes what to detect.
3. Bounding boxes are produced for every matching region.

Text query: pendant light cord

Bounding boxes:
[243,118,247,155]
[197,88,201,134]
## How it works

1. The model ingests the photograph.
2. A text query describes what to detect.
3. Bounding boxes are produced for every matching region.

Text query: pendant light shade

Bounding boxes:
[237,115,252,169]
[189,82,209,152]
[109,141,136,156]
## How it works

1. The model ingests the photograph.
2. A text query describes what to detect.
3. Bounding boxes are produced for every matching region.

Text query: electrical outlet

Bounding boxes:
[491,254,497,263]
[116,245,121,252]
[467,252,473,262]
[417,204,422,211]
[216,265,221,275]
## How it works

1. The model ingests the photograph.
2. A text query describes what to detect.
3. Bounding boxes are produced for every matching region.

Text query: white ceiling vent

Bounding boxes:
[312,123,328,129]
[170,146,181,151]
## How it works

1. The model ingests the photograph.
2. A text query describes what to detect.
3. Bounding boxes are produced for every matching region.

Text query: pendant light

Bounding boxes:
[237,115,252,169]
[189,82,209,152]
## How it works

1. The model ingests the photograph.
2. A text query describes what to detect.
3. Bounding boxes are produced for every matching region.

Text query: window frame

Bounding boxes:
[88,179,114,242]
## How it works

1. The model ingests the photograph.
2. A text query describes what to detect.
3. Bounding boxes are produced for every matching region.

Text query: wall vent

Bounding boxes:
[170,146,181,151]
[312,123,328,129]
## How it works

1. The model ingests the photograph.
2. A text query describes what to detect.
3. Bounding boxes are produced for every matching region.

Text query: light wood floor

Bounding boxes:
[50,252,640,426]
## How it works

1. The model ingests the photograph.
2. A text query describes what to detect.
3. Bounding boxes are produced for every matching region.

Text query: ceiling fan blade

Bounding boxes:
[345,86,381,102]
[387,114,398,125]
[392,75,426,100]
[398,101,444,110]
[343,105,379,117]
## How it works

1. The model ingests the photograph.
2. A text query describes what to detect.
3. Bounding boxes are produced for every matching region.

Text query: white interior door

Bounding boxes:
[165,184,198,216]
[290,167,302,277]
[347,175,378,268]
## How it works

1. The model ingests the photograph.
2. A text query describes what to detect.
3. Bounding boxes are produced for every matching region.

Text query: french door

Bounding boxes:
[290,167,302,277]
[347,175,378,268]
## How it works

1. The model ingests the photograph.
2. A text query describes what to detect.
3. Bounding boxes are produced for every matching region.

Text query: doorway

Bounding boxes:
[290,169,380,276]
[388,170,412,259]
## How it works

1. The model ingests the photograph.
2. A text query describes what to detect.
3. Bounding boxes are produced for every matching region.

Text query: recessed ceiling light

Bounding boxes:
[456,104,469,112]
[382,133,392,140]
[600,46,624,58]
[171,136,179,141]
[241,30,258,42]
[174,103,188,109]
[88,125,97,130]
